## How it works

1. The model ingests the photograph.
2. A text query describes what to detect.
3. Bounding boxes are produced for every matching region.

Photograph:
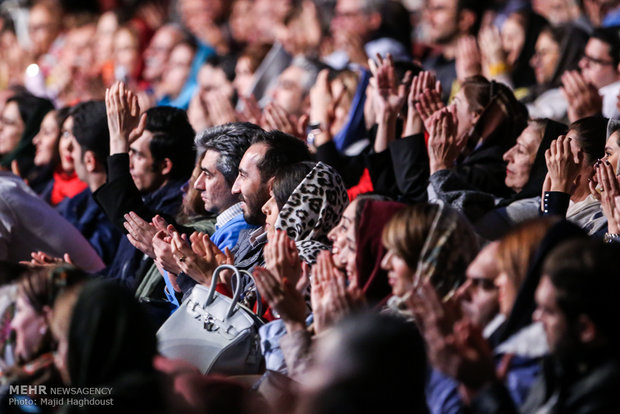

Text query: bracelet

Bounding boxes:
[487,61,509,77]
[604,232,620,243]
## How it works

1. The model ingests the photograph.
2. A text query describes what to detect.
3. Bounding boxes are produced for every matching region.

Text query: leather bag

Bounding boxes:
[157,264,265,374]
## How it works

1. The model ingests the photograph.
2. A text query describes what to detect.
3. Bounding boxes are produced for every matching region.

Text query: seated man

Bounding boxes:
[94,82,196,289]
[57,100,121,266]
[469,238,620,413]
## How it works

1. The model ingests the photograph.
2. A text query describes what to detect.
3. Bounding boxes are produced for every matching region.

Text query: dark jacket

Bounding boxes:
[57,188,122,266]
[93,153,184,290]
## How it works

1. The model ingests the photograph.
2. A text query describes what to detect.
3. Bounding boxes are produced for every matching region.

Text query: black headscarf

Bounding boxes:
[67,280,158,387]
[510,11,550,89]
[0,93,54,176]
[499,118,568,206]
[489,220,587,347]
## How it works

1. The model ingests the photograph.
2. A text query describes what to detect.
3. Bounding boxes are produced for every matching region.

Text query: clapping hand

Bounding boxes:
[561,70,602,123]
[427,106,461,174]
[544,135,583,194]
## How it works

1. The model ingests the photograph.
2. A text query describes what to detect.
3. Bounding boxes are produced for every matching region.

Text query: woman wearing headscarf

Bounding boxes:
[524,24,589,122]
[369,75,529,204]
[0,92,55,193]
[58,279,171,413]
[429,118,568,239]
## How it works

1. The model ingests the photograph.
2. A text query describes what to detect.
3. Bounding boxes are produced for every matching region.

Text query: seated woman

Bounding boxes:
[430,118,567,239]
[524,24,588,122]
[369,73,529,203]
[33,107,88,206]
[540,116,608,236]
[0,266,86,412]
[50,279,172,413]
[419,218,587,412]
[380,202,480,307]
[253,197,406,382]
[0,92,56,194]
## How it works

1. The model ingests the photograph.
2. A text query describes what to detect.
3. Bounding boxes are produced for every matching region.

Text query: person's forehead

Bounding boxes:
[201,149,220,168]
[586,37,612,57]
[241,143,267,167]
[337,0,362,11]
[466,243,498,278]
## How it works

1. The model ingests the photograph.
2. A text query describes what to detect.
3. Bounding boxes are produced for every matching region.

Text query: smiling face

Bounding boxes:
[33,110,58,166]
[59,116,76,173]
[231,143,270,226]
[327,199,358,269]
[604,130,620,172]
[503,124,543,192]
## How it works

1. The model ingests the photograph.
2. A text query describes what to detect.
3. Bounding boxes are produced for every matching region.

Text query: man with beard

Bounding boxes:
[229,130,312,274]
[422,0,484,101]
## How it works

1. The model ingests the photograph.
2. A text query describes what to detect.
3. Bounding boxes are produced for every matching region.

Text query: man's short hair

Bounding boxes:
[251,130,312,182]
[590,27,620,68]
[144,106,196,181]
[543,239,620,347]
[195,122,264,186]
[71,100,109,164]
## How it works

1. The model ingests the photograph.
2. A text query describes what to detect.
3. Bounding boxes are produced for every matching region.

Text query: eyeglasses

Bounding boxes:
[580,54,615,67]
[334,8,366,18]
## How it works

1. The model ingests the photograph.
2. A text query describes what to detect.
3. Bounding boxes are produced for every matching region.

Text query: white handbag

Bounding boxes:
[156,264,265,375]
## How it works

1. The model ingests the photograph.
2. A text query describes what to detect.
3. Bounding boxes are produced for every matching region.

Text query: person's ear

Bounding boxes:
[367,11,382,31]
[160,157,173,176]
[458,9,476,34]
[42,305,53,326]
[577,314,597,344]
[266,176,275,192]
[84,150,97,173]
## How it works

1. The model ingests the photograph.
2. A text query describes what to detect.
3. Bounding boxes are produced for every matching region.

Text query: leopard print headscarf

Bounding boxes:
[275,162,349,264]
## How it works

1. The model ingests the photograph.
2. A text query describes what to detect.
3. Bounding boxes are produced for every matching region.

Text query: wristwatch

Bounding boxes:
[604,232,620,243]
[306,121,323,147]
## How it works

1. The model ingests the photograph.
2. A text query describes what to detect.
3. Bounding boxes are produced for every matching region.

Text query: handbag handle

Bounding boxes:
[209,265,263,320]
[238,269,263,317]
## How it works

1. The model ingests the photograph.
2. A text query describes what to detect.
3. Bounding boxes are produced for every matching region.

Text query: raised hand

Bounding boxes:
[478,25,507,79]
[590,160,620,233]
[561,70,602,123]
[204,90,238,126]
[105,81,144,154]
[455,36,482,82]
[263,103,307,139]
[415,87,445,133]
[427,106,461,174]
[123,211,157,258]
[264,230,303,292]
[544,135,583,194]
[406,279,495,392]
[311,250,364,334]
[404,71,442,136]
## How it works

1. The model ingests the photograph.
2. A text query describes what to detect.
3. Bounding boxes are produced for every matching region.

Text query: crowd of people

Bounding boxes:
[0,0,620,412]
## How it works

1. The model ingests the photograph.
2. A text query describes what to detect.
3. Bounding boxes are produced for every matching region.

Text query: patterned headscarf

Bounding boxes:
[275,162,349,264]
